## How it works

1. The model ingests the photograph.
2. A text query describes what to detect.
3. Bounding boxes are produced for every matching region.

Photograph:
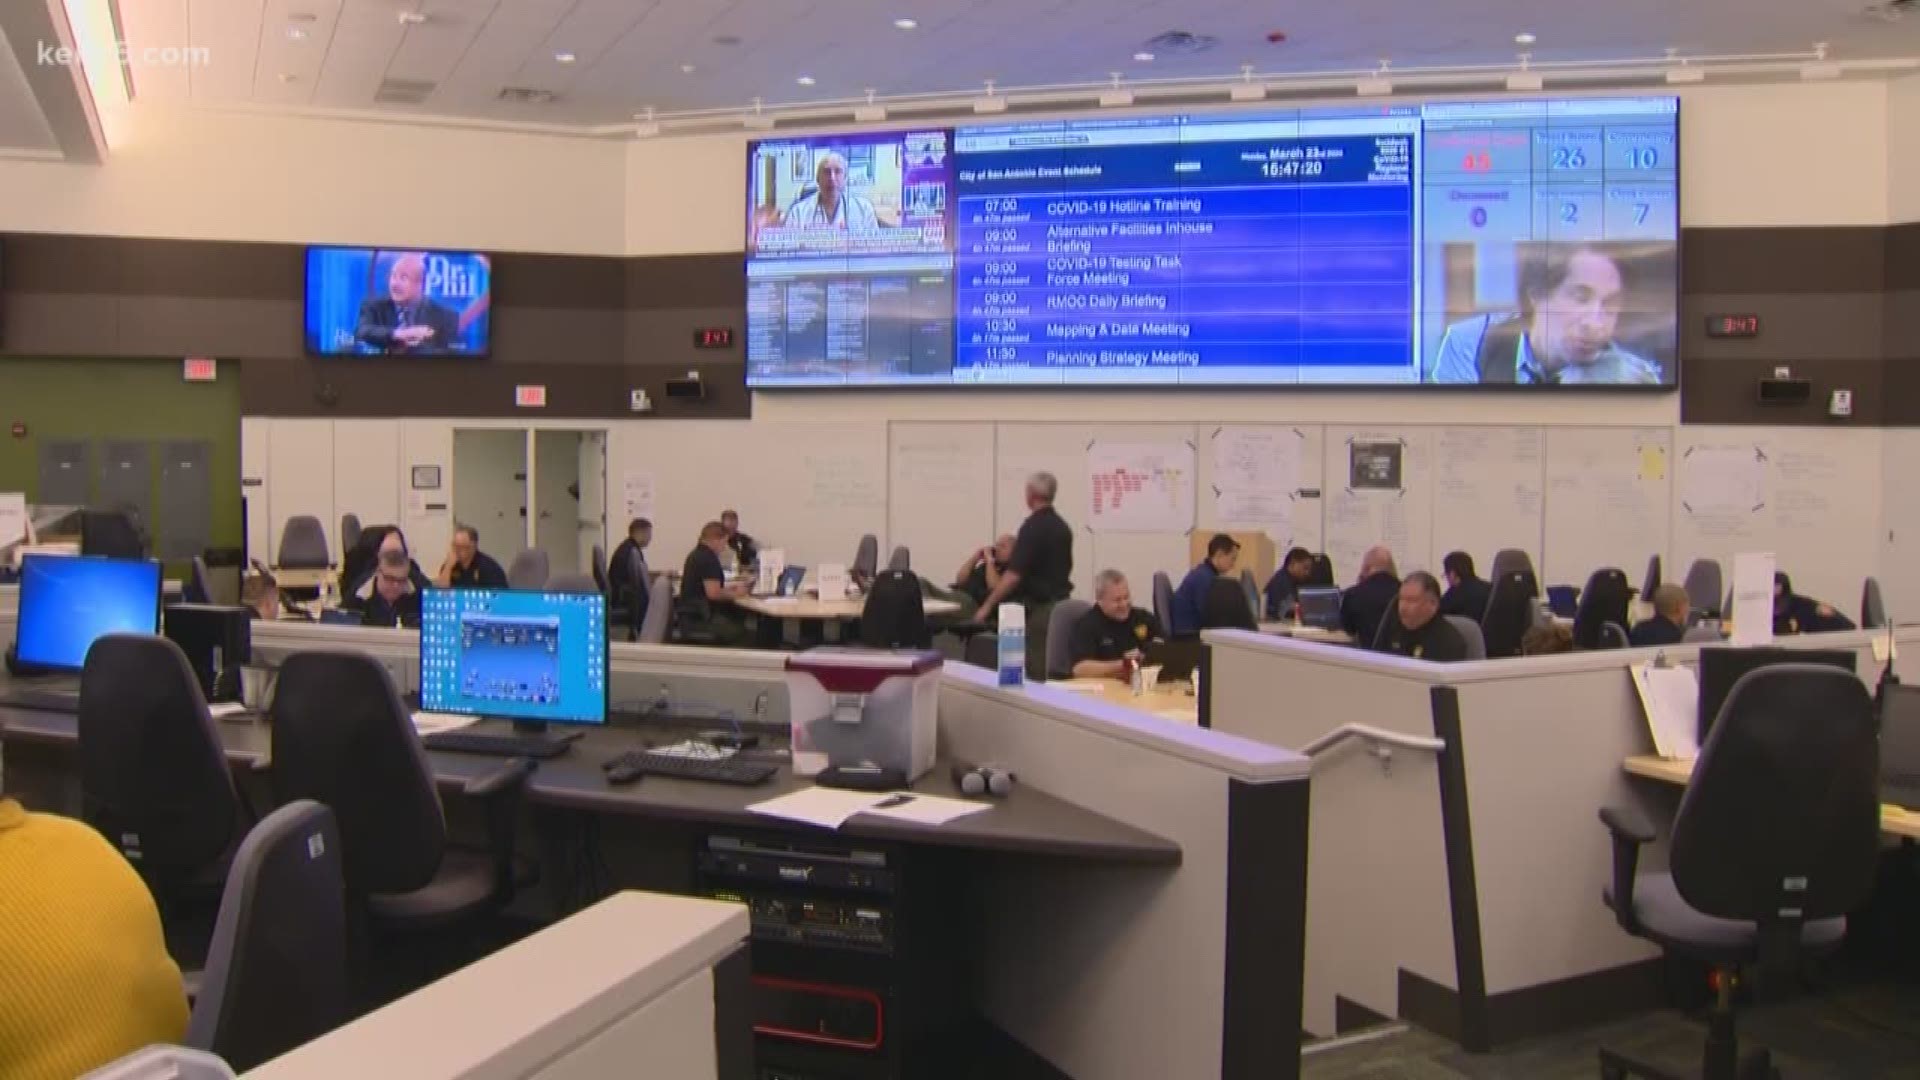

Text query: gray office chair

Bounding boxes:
[1598,622,1630,650]
[1151,572,1176,630]
[1863,576,1888,629]
[1683,625,1723,644]
[1682,558,1724,620]
[506,549,550,590]
[1238,569,1261,622]
[1641,554,1662,601]
[1482,569,1539,659]
[1597,665,1879,1080]
[339,514,362,558]
[1489,548,1534,582]
[1044,599,1093,680]
[1445,615,1486,660]
[887,545,911,572]
[276,515,331,569]
[548,573,598,594]
[590,544,609,594]
[852,534,880,581]
[963,632,999,670]
[186,801,348,1073]
[637,577,674,643]
[187,556,215,605]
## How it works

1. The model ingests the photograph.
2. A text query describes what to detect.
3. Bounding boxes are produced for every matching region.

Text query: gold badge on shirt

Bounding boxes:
[1134,624,1149,640]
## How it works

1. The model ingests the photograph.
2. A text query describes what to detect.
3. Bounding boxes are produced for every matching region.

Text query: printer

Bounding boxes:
[785,648,943,783]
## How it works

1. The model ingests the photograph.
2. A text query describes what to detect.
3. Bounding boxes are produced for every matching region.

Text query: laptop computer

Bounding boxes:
[776,566,806,597]
[1880,683,1920,810]
[1296,587,1343,630]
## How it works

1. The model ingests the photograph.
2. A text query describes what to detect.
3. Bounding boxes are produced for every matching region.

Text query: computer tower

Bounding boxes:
[163,603,252,702]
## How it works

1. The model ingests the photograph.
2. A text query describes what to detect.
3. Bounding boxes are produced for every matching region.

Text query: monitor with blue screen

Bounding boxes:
[419,587,607,726]
[13,554,163,672]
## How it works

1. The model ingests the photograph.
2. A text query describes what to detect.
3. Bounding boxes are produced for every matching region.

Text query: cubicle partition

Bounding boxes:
[1206,626,1920,1050]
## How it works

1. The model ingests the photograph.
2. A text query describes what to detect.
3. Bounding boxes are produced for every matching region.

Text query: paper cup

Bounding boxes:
[1141,665,1162,692]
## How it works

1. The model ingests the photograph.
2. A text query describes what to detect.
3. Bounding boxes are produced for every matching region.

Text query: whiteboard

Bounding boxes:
[1671,427,1880,613]
[265,420,335,563]
[1543,427,1671,590]
[1196,424,1325,554]
[889,422,995,584]
[1322,427,1434,582]
[1429,426,1545,576]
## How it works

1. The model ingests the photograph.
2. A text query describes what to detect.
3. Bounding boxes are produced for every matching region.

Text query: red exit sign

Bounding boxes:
[183,357,218,382]
[515,385,548,408]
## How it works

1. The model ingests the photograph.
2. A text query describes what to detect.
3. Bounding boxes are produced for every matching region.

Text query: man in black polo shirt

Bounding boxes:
[1341,545,1401,647]
[1439,550,1492,623]
[977,471,1075,677]
[678,521,750,646]
[435,525,508,590]
[1379,571,1468,661]
[1068,570,1164,679]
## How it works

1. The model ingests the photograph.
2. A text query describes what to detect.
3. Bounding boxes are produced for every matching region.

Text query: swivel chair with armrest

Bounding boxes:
[1202,575,1258,633]
[1481,569,1539,659]
[859,569,930,649]
[1862,576,1887,630]
[1488,548,1534,582]
[1151,571,1175,630]
[887,545,911,573]
[1043,599,1092,680]
[636,578,673,644]
[851,534,880,583]
[1683,559,1725,622]
[1307,553,1335,587]
[1597,664,1880,1080]
[1573,568,1633,650]
[1642,554,1663,602]
[506,549,550,590]
[1445,616,1486,660]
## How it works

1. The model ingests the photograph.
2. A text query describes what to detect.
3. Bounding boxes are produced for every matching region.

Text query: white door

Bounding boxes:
[533,429,582,577]
[452,429,528,561]
[578,431,608,579]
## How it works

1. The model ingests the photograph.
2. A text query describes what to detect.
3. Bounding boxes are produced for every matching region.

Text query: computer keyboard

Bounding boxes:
[0,686,83,713]
[603,748,780,786]
[421,729,577,759]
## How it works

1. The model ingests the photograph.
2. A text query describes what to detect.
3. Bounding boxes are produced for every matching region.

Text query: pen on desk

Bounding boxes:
[872,795,915,810]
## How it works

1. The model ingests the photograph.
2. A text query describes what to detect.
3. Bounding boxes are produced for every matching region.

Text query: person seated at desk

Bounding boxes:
[242,570,279,620]
[0,794,189,1079]
[434,525,507,589]
[1378,572,1468,661]
[342,527,431,603]
[1068,569,1165,679]
[1774,571,1855,635]
[1439,551,1492,623]
[1629,583,1690,648]
[720,510,759,570]
[358,548,422,628]
[1341,546,1401,647]
[679,522,751,646]
[928,533,1014,620]
[608,517,654,618]
[1170,533,1239,637]
[1264,546,1315,620]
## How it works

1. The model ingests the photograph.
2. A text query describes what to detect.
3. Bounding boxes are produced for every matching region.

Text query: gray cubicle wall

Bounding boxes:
[1206,626,1920,1050]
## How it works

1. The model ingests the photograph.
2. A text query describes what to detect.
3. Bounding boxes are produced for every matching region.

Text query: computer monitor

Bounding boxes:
[13,553,163,673]
[777,566,806,597]
[1696,645,1857,745]
[419,586,607,729]
[1296,587,1342,630]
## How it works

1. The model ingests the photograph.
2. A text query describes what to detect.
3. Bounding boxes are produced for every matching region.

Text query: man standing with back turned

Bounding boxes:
[977,472,1075,678]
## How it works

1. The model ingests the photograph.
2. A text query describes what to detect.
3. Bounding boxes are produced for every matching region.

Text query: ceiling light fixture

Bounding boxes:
[855,88,888,122]
[1801,41,1841,80]
[893,17,917,30]
[1132,51,1155,62]
[279,72,298,83]
[797,75,816,86]
[1229,63,1266,101]
[554,51,576,64]
[287,26,308,40]
[1514,31,1536,45]
[679,63,696,74]
[397,10,427,26]
[1099,72,1134,107]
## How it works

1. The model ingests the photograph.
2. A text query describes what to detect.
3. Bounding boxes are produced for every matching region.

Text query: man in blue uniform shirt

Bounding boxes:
[1171,534,1239,637]
[1773,572,1854,635]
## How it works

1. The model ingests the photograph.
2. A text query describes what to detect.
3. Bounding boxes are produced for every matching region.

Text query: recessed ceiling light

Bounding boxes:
[555,51,576,63]
[797,75,816,86]
[397,11,428,26]
[893,17,917,30]
[1514,31,1536,45]
[713,34,741,46]
[279,72,298,83]
[1133,51,1155,62]
[680,63,696,74]
[287,26,308,40]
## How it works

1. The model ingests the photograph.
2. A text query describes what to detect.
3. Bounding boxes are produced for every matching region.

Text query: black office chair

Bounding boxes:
[1308,553,1336,587]
[887,545,911,573]
[1201,575,1257,632]
[859,570,930,649]
[78,633,248,966]
[1598,622,1631,650]
[339,524,395,597]
[621,547,651,641]
[83,508,148,559]
[269,651,530,943]
[339,513,362,558]
[963,632,999,670]
[1482,569,1539,659]
[1151,571,1176,629]
[186,801,348,1073]
[673,591,724,646]
[1598,665,1879,1080]
[1573,568,1633,650]
[1641,554,1663,602]
[185,555,215,605]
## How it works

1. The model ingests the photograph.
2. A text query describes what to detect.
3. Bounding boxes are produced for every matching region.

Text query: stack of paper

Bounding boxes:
[747,788,993,830]
[1631,664,1700,760]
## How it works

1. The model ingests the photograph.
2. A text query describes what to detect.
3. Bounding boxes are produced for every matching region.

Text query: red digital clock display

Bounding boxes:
[693,327,734,349]
[1706,314,1760,339]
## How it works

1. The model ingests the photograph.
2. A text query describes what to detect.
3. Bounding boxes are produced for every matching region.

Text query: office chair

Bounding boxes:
[339,513,362,557]
[1684,625,1723,644]
[1598,622,1631,650]
[548,573,597,594]
[82,508,149,559]
[672,591,724,646]
[1238,569,1261,622]
[963,632,999,671]
[269,651,530,941]
[1683,558,1725,621]
[1445,616,1487,660]
[1482,569,1539,659]
[1151,572,1176,630]
[186,556,215,605]
[851,534,880,582]
[1201,575,1258,632]
[186,801,348,1073]
[859,570,930,649]
[637,578,674,644]
[887,545,911,572]
[590,544,610,593]
[1862,576,1888,630]
[1642,554,1663,601]
[1488,548,1534,582]
[506,549,550,590]
[1044,599,1092,680]
[1597,665,1879,1080]
[276,515,331,570]
[1573,568,1633,650]
[1308,553,1335,587]
[78,633,247,967]
[339,524,394,596]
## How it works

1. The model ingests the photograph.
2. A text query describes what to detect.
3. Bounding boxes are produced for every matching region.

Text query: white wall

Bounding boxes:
[1890,72,1920,224]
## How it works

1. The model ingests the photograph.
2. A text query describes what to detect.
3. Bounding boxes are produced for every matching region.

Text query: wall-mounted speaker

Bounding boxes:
[664,376,707,401]
[1757,377,1812,406]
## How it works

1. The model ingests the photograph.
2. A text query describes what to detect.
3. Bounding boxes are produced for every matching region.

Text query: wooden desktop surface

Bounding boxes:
[1049,678,1199,725]
[1622,754,1920,841]
[735,595,961,621]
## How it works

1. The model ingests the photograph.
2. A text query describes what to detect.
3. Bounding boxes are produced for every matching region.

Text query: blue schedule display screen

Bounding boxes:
[419,588,607,726]
[744,96,1678,389]
[305,246,492,357]
[15,554,162,671]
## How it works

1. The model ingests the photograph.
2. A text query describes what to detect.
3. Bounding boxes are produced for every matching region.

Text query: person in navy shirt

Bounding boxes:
[1629,584,1690,648]
[1264,546,1316,620]
[1439,551,1492,623]
[1773,572,1855,635]
[1171,534,1239,637]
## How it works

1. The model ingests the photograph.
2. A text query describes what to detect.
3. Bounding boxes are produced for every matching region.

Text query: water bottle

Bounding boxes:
[997,603,1026,687]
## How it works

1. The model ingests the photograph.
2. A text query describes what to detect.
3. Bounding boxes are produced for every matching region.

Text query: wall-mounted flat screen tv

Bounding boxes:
[305,246,492,357]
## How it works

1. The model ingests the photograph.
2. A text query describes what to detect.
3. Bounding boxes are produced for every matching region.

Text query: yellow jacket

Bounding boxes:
[0,798,190,1080]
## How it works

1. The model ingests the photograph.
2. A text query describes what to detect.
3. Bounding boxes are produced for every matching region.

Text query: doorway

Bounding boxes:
[452,429,527,561]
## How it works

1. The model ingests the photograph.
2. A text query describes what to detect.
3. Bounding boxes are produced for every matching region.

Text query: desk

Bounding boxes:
[1623,754,1920,840]
[1049,678,1199,725]
[735,594,961,646]
[1258,621,1354,645]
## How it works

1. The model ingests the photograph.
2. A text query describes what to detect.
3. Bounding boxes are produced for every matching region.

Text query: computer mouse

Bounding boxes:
[606,763,645,785]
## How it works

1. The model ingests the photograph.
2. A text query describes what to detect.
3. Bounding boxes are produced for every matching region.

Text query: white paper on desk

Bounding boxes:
[1729,551,1776,647]
[0,492,25,550]
[817,563,850,599]
[410,711,479,736]
[748,787,894,830]
[1631,664,1699,760]
[859,793,993,827]
[208,702,251,720]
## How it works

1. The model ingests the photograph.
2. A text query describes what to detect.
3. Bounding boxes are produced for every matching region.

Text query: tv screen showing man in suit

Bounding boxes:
[305,247,491,356]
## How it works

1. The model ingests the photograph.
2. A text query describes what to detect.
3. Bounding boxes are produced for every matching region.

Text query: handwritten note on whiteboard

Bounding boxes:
[1087,441,1194,533]
[1212,427,1300,539]
[1681,445,1765,517]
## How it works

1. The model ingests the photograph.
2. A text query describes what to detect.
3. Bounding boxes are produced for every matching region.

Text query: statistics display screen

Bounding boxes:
[743,96,1678,389]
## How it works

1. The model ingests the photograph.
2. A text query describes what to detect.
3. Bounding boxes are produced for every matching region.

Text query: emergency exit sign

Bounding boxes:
[183,357,218,382]
[515,385,548,408]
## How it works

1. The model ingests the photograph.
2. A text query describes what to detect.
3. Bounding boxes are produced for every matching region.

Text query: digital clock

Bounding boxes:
[1706,314,1760,339]
[693,327,734,349]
